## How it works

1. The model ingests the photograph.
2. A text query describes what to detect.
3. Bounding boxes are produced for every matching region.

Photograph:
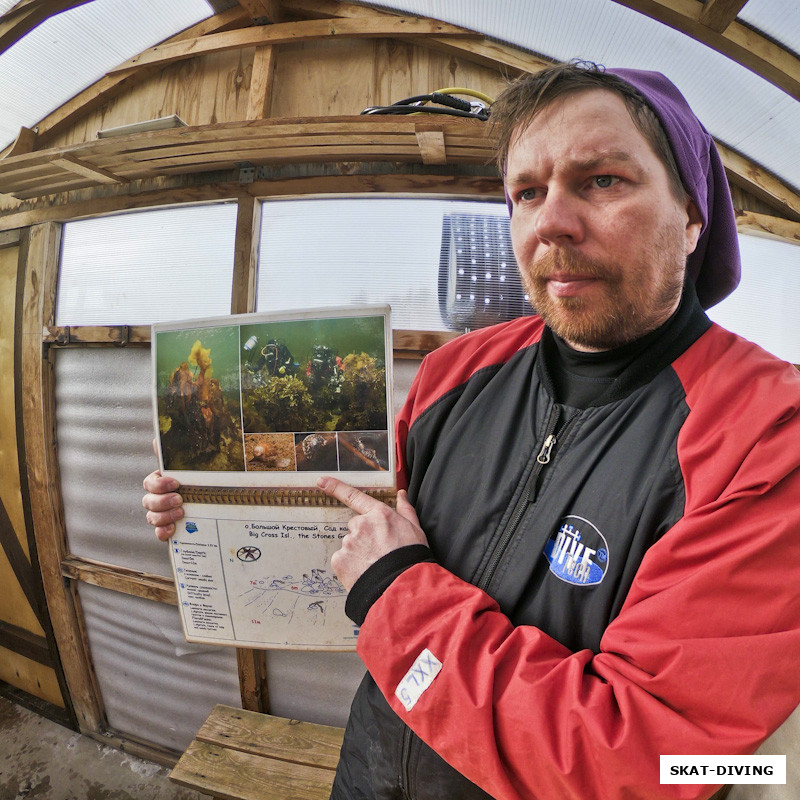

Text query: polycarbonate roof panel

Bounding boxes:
[0,0,798,194]
[0,0,212,148]
[368,0,800,192]
[738,0,800,49]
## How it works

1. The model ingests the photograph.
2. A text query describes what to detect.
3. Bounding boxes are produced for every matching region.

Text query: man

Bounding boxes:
[144,63,800,799]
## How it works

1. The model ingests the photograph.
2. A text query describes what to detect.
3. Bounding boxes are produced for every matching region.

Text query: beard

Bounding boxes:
[520,226,686,351]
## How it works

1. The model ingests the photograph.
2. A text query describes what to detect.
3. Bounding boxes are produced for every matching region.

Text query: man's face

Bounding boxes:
[504,89,702,351]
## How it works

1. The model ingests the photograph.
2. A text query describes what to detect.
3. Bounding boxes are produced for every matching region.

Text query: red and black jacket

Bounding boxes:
[332,285,800,800]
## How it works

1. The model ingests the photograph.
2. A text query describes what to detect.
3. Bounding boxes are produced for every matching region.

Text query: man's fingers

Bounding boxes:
[394,490,420,526]
[317,476,383,515]
[142,469,179,494]
[145,505,184,527]
[143,491,183,513]
[155,523,176,542]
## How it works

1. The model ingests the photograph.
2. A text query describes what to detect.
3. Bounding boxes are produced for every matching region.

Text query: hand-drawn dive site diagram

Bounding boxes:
[170,503,359,650]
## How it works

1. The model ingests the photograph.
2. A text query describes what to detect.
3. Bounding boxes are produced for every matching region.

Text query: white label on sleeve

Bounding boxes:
[394,648,443,712]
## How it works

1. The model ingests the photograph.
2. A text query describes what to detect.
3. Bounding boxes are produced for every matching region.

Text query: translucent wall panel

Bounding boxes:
[257,197,515,331]
[265,650,365,728]
[57,204,237,325]
[78,583,241,752]
[707,236,800,364]
[54,347,174,576]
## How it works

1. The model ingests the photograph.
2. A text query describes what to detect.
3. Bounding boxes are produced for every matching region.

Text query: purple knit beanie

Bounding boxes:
[608,68,740,308]
[503,67,741,308]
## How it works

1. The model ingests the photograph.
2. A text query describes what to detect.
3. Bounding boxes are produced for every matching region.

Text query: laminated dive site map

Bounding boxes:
[151,306,394,650]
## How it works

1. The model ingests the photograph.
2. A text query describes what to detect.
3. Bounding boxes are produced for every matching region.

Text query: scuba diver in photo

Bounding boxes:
[243,335,300,384]
[306,344,345,393]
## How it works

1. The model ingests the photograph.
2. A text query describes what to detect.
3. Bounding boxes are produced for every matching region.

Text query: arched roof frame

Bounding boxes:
[0,0,798,244]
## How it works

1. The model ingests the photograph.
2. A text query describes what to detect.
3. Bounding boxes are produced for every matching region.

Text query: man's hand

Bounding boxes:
[318,477,428,592]
[142,470,183,541]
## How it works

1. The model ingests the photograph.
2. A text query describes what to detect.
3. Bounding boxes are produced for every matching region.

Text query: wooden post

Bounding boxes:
[237,648,270,712]
[247,45,277,121]
[231,194,262,315]
[232,191,267,711]
[20,221,105,733]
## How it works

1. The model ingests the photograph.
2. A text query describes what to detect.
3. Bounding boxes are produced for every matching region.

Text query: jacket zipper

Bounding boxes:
[399,408,575,793]
[476,406,576,593]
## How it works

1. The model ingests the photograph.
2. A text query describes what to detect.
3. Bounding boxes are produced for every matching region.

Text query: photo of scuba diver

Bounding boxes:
[239,315,388,436]
[152,309,391,482]
[155,325,245,471]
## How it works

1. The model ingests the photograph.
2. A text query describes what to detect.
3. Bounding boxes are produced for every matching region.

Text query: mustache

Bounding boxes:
[526,248,621,283]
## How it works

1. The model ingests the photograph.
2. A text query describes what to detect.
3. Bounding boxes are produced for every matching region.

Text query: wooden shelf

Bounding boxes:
[0,116,496,200]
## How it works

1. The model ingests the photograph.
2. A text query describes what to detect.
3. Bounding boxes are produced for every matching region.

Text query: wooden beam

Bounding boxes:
[735,210,800,245]
[231,195,261,314]
[5,126,36,157]
[415,126,447,165]
[717,141,800,219]
[0,229,20,248]
[611,0,800,100]
[238,0,284,24]
[698,0,749,33]
[20,222,104,733]
[51,154,127,185]
[60,555,178,605]
[281,0,546,76]
[17,7,250,147]
[108,16,481,75]
[0,0,95,55]
[246,45,277,121]
[42,324,150,345]
[38,323,461,355]
[0,182,244,231]
[0,619,50,665]
[0,117,497,199]
[0,494,43,623]
[236,649,269,712]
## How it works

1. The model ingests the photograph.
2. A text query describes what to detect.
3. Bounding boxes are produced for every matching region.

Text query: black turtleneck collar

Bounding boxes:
[538,278,712,409]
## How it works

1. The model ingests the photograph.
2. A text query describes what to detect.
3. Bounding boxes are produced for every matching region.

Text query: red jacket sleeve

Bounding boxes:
[363,327,800,800]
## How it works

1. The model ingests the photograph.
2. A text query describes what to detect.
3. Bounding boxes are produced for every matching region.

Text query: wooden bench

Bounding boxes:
[170,704,345,800]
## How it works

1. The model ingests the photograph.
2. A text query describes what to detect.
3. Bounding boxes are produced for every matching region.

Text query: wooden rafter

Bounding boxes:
[281,0,549,76]
[238,0,284,24]
[736,210,800,245]
[698,0,749,33]
[51,154,126,185]
[0,0,95,54]
[0,6,249,150]
[108,16,481,75]
[717,141,800,220]
[1,115,798,226]
[611,0,800,100]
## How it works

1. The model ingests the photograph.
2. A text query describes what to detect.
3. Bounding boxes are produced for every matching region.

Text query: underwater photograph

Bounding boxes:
[155,325,245,471]
[295,432,339,472]
[337,431,389,472]
[244,433,296,472]
[239,315,388,436]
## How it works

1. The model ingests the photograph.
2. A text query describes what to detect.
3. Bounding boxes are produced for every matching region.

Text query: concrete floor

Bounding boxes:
[0,695,207,800]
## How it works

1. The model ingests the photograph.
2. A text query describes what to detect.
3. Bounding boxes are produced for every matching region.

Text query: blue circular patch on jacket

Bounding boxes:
[543,515,609,586]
